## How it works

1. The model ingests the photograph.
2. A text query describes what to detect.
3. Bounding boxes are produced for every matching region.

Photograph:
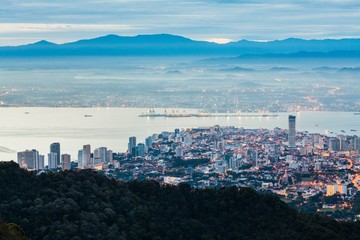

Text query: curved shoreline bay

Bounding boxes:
[0,108,359,161]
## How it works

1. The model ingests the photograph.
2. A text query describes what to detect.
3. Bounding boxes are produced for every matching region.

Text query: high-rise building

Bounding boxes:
[145,136,153,152]
[353,137,360,151]
[78,149,87,169]
[288,115,296,148]
[48,152,58,169]
[138,143,145,157]
[50,142,60,166]
[83,144,91,166]
[340,139,350,151]
[175,146,183,157]
[61,154,71,170]
[128,136,137,156]
[17,149,42,170]
[329,138,340,151]
[38,155,45,170]
[107,150,113,163]
[174,128,180,137]
[94,147,108,163]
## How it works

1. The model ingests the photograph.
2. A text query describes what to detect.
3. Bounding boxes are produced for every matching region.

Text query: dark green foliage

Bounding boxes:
[353,192,360,214]
[0,220,28,240]
[1,161,360,240]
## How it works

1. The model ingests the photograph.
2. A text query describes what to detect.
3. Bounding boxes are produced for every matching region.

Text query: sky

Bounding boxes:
[0,0,360,46]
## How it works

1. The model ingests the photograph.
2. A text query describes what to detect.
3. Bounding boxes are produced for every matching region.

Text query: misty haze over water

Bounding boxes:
[0,56,359,112]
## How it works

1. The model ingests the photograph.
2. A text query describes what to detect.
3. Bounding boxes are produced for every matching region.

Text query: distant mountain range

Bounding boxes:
[1,34,360,57]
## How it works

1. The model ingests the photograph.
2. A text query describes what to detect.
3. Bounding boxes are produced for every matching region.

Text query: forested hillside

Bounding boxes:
[1,161,360,240]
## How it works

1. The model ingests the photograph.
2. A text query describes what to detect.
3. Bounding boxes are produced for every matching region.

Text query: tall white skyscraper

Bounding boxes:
[48,152,58,169]
[78,149,87,169]
[288,115,296,148]
[38,155,45,170]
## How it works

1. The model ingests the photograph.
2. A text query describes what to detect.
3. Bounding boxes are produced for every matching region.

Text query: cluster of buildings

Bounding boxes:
[18,143,66,171]
[17,115,360,218]
[17,143,114,172]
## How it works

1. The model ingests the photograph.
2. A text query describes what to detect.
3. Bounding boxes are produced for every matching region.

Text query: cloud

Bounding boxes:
[0,23,136,33]
[0,0,359,45]
[0,146,16,153]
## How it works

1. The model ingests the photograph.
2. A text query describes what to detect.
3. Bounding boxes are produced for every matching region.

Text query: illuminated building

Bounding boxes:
[326,184,338,196]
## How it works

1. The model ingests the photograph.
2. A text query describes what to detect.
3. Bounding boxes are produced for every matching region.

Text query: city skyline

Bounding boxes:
[2,0,360,238]
[15,123,360,221]
[1,0,360,46]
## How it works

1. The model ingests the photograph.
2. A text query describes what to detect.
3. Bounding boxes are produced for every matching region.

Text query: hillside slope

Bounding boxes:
[0,161,359,240]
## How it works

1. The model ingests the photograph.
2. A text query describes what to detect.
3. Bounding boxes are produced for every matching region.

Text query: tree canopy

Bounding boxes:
[1,161,360,240]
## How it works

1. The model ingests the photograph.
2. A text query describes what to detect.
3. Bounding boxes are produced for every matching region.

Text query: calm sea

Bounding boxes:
[0,108,359,162]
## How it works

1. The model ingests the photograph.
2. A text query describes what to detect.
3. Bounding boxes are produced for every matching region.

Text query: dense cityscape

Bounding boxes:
[17,115,360,220]
[3,0,360,239]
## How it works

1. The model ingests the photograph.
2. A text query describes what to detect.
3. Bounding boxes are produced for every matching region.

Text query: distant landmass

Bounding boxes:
[1,34,360,57]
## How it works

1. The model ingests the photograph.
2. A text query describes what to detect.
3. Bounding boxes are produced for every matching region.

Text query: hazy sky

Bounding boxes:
[1,0,360,46]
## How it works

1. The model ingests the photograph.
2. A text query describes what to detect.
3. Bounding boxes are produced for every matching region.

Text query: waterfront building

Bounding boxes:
[78,149,87,169]
[38,155,45,170]
[83,144,91,166]
[128,136,137,156]
[174,128,180,137]
[50,142,60,166]
[145,136,153,150]
[138,143,145,157]
[17,149,42,170]
[288,115,296,148]
[108,150,113,162]
[151,134,158,142]
[61,154,71,170]
[94,147,108,163]
[48,152,57,169]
